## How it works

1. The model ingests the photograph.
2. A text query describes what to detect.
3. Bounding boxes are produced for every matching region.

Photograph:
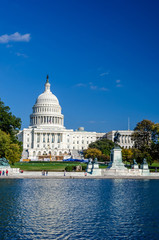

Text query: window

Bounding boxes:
[47,133,50,143]
[51,134,54,143]
[37,133,40,143]
[57,133,61,143]
[43,134,45,143]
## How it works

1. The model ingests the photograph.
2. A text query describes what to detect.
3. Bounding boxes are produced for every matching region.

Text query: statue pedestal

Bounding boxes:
[141,163,150,176]
[108,147,127,170]
[87,163,93,174]
[132,164,139,169]
[92,162,101,176]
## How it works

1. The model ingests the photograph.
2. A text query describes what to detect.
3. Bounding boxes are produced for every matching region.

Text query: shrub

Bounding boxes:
[82,165,87,171]
[65,166,73,172]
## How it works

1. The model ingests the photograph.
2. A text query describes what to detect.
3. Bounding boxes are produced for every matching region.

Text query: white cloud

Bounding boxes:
[100,72,109,77]
[75,83,86,87]
[116,80,123,87]
[90,85,97,90]
[116,84,122,88]
[6,44,12,48]
[88,120,96,124]
[15,52,28,58]
[100,87,109,91]
[116,79,121,83]
[0,32,31,43]
[100,121,106,123]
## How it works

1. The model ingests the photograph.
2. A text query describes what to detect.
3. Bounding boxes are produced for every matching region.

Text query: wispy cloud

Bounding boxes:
[116,80,121,83]
[6,44,12,48]
[90,85,97,90]
[15,52,28,58]
[99,72,109,77]
[116,79,123,88]
[0,32,31,43]
[88,120,96,124]
[75,82,109,92]
[100,87,109,91]
[88,120,106,124]
[90,82,109,91]
[116,84,122,88]
[75,83,86,87]
[100,120,106,123]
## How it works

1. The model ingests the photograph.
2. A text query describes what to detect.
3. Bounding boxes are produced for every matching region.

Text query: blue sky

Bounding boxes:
[0,0,159,132]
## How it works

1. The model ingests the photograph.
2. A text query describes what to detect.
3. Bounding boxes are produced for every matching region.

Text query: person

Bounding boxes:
[64,170,66,176]
[0,170,1,176]
[46,171,48,176]
[6,169,8,176]
[84,171,87,177]
[2,170,5,176]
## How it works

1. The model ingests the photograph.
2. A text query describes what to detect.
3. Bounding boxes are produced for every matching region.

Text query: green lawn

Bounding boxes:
[150,162,159,167]
[11,161,107,171]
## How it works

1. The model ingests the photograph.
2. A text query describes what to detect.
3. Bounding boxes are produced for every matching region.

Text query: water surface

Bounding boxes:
[0,179,159,240]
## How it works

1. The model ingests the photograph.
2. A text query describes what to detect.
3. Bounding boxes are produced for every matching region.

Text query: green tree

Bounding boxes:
[0,99,21,143]
[132,119,154,150]
[5,143,22,165]
[89,138,115,157]
[83,148,102,159]
[0,130,21,164]
[122,148,133,164]
[0,130,10,157]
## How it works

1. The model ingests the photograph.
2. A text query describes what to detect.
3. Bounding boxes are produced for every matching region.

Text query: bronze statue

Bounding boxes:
[114,131,121,144]
[0,158,10,166]
[46,75,49,83]
[143,158,147,164]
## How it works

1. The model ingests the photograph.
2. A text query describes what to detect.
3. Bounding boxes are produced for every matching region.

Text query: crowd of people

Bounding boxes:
[42,170,48,176]
[0,169,8,176]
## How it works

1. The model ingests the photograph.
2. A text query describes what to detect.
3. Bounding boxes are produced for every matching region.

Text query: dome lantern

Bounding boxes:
[45,75,51,92]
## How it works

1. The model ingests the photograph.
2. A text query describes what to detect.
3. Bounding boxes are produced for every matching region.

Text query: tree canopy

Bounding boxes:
[0,99,21,143]
[132,120,154,150]
[131,119,159,164]
[83,138,115,161]
[88,138,115,156]
[0,99,22,164]
[0,130,21,164]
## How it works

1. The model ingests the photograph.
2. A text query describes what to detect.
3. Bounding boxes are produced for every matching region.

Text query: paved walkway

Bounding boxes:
[1,171,159,179]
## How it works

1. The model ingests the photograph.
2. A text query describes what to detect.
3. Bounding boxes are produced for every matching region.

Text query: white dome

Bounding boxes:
[30,76,64,128]
[36,91,59,105]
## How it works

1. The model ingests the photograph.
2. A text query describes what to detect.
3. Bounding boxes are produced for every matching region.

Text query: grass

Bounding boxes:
[11,161,107,171]
[150,162,159,167]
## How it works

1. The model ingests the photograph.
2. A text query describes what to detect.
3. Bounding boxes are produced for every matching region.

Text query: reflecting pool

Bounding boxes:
[0,179,159,239]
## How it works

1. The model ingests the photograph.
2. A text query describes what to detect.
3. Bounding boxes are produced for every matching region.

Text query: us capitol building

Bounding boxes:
[18,76,134,160]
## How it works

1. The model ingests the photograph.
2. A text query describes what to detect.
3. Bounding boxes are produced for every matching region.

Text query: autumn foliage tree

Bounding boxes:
[0,99,22,164]
[83,148,102,160]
